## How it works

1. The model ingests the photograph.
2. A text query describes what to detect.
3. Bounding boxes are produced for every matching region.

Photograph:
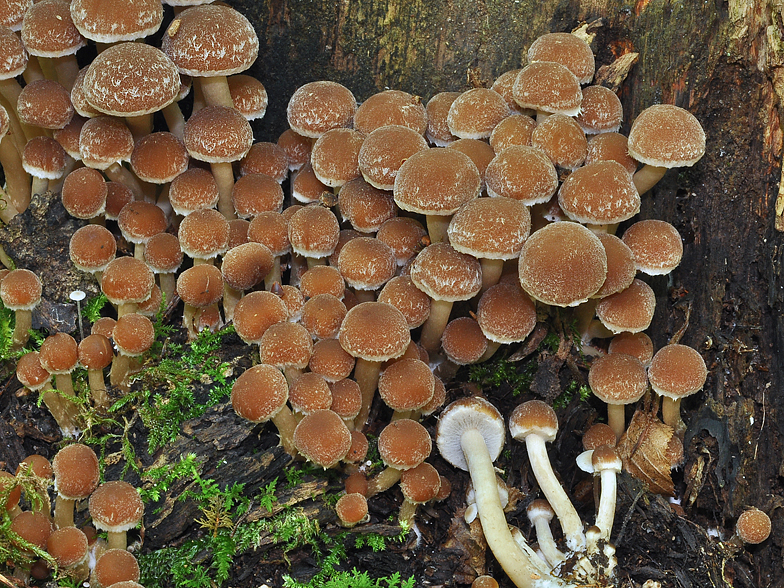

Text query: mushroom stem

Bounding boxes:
[272,408,299,456]
[199,76,234,108]
[480,258,504,293]
[478,341,502,363]
[106,530,127,551]
[11,309,32,350]
[460,428,548,588]
[352,358,382,429]
[104,162,144,200]
[109,354,131,388]
[595,468,618,540]
[53,496,76,529]
[366,467,402,497]
[52,55,80,92]
[632,164,667,195]
[661,396,682,431]
[419,298,453,353]
[524,433,586,552]
[606,404,626,442]
[1,128,32,212]
[88,368,110,408]
[40,382,78,437]
[159,274,177,308]
[264,258,282,290]
[162,102,186,141]
[425,214,450,244]
[223,284,242,323]
[211,161,237,220]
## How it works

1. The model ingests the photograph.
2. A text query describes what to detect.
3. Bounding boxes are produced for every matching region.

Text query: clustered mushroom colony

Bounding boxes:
[0,2,773,588]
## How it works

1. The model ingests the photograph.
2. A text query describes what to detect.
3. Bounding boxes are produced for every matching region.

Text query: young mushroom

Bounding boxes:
[0,268,42,350]
[88,481,144,550]
[51,443,100,529]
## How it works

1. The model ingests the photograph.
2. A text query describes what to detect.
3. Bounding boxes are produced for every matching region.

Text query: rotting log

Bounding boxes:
[225,0,784,586]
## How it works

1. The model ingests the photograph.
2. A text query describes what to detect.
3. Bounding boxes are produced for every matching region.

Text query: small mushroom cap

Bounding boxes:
[595,278,656,334]
[608,332,654,367]
[62,167,107,219]
[329,378,362,418]
[16,454,54,479]
[94,549,140,588]
[489,113,537,152]
[178,208,230,260]
[647,344,707,401]
[70,0,163,43]
[491,69,524,113]
[476,282,537,344]
[622,219,683,275]
[222,242,274,291]
[310,340,355,383]
[113,313,155,357]
[447,87,511,140]
[311,127,364,187]
[378,275,431,329]
[78,333,113,370]
[436,397,505,471]
[144,233,183,274]
[345,431,368,464]
[410,243,482,302]
[168,167,220,215]
[335,492,368,527]
[231,173,284,218]
[47,526,89,568]
[288,205,340,259]
[22,136,67,178]
[627,104,706,168]
[736,507,772,544]
[591,445,622,473]
[378,418,432,470]
[527,32,595,84]
[176,264,224,309]
[585,132,639,174]
[448,196,531,260]
[277,128,312,171]
[228,74,268,120]
[582,423,617,451]
[300,265,345,300]
[293,409,352,468]
[531,113,588,170]
[336,177,397,233]
[425,91,461,145]
[22,0,84,58]
[301,294,347,340]
[260,321,313,370]
[101,257,154,305]
[377,217,428,267]
[400,462,441,504]
[593,233,636,299]
[354,89,427,135]
[518,221,607,307]
[231,364,288,423]
[508,400,558,443]
[589,352,648,405]
[576,85,623,134]
[339,301,410,362]
[39,332,78,374]
[513,61,582,116]
[441,317,488,365]
[162,4,258,77]
[239,141,289,183]
[527,498,555,522]
[0,268,42,310]
[52,443,100,500]
[232,290,288,344]
[289,372,332,414]
[359,124,429,191]
[118,201,167,245]
[79,117,134,170]
[337,236,396,291]
[287,80,357,138]
[558,160,640,225]
[484,145,558,205]
[16,351,50,391]
[89,480,144,533]
[0,24,28,70]
[17,79,74,130]
[184,105,253,164]
[472,576,500,588]
[378,358,434,412]
[393,147,481,216]
[84,43,179,117]
[10,511,52,551]
[131,132,189,184]
[0,471,21,512]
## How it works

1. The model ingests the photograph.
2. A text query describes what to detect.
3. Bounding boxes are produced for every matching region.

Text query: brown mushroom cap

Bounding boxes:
[447,138,495,184]
[582,423,617,451]
[531,113,588,170]
[595,278,656,333]
[0,0,30,32]
[47,526,89,568]
[400,462,441,504]
[585,132,639,174]
[277,128,312,171]
[104,182,134,220]
[17,79,74,129]
[231,364,288,423]
[441,317,488,365]
[22,0,84,58]
[447,88,510,140]
[527,32,595,84]
[78,334,113,370]
[62,167,107,219]
[231,173,284,218]
[222,242,274,291]
[101,257,154,306]
[448,197,531,260]
[736,508,772,544]
[647,344,707,401]
[88,481,143,533]
[162,4,258,77]
[113,313,155,357]
[93,549,140,588]
[176,264,223,309]
[425,91,461,146]
[22,136,67,179]
[290,162,327,204]
[0,268,42,310]
[376,217,428,267]
[16,351,50,391]
[338,301,410,362]
[393,146,481,216]
[67,225,115,273]
[301,294,347,340]
[593,233,637,298]
[0,25,27,78]
[144,233,183,274]
[91,317,117,339]
[131,132,189,184]
[232,290,288,344]
[289,372,332,414]
[608,331,654,366]
[239,141,289,184]
[476,282,537,344]
[293,409,352,468]
[52,443,99,500]
[378,358,434,412]
[79,116,134,170]
[228,74,268,120]
[627,104,706,168]
[513,62,582,116]
[0,471,21,513]
[491,69,524,113]
[39,332,78,374]
[287,81,357,138]
[337,236,396,291]
[508,399,558,442]
[484,145,558,205]
[378,418,432,470]
[259,321,313,370]
[410,242,482,302]
[518,222,607,307]
[329,378,362,419]
[576,85,623,134]
[300,265,345,300]
[168,167,220,216]
[589,352,648,405]
[359,125,429,191]
[558,160,640,225]
[310,127,364,188]
[70,0,163,43]
[84,43,179,117]
[184,105,253,164]
[287,204,340,259]
[335,492,368,527]
[354,89,427,135]
[117,201,167,246]
[178,208,230,260]
[378,275,431,329]
[489,114,536,152]
[10,511,51,551]
[309,340,355,383]
[622,219,684,275]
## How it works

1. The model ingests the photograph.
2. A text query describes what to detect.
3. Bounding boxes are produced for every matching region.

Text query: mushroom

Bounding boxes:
[447,87,511,140]
[100,257,155,318]
[286,80,356,138]
[367,418,431,496]
[354,88,427,134]
[176,264,224,341]
[398,461,441,526]
[489,113,537,152]
[78,333,113,408]
[648,343,707,434]
[16,351,78,436]
[46,526,90,582]
[92,549,140,588]
[88,480,143,550]
[335,492,369,528]
[591,445,622,541]
[51,443,99,529]
[588,353,648,440]
[509,400,586,552]
[292,409,352,469]
[527,499,566,569]
[734,507,771,545]
[110,313,155,390]
[0,268,41,350]
[0,471,22,519]
[436,397,551,588]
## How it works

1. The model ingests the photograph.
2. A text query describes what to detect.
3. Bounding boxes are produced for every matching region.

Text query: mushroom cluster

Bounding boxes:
[0,3,729,587]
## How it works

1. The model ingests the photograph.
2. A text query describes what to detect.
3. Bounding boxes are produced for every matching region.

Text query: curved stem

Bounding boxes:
[419,298,453,353]
[595,469,618,540]
[632,164,667,195]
